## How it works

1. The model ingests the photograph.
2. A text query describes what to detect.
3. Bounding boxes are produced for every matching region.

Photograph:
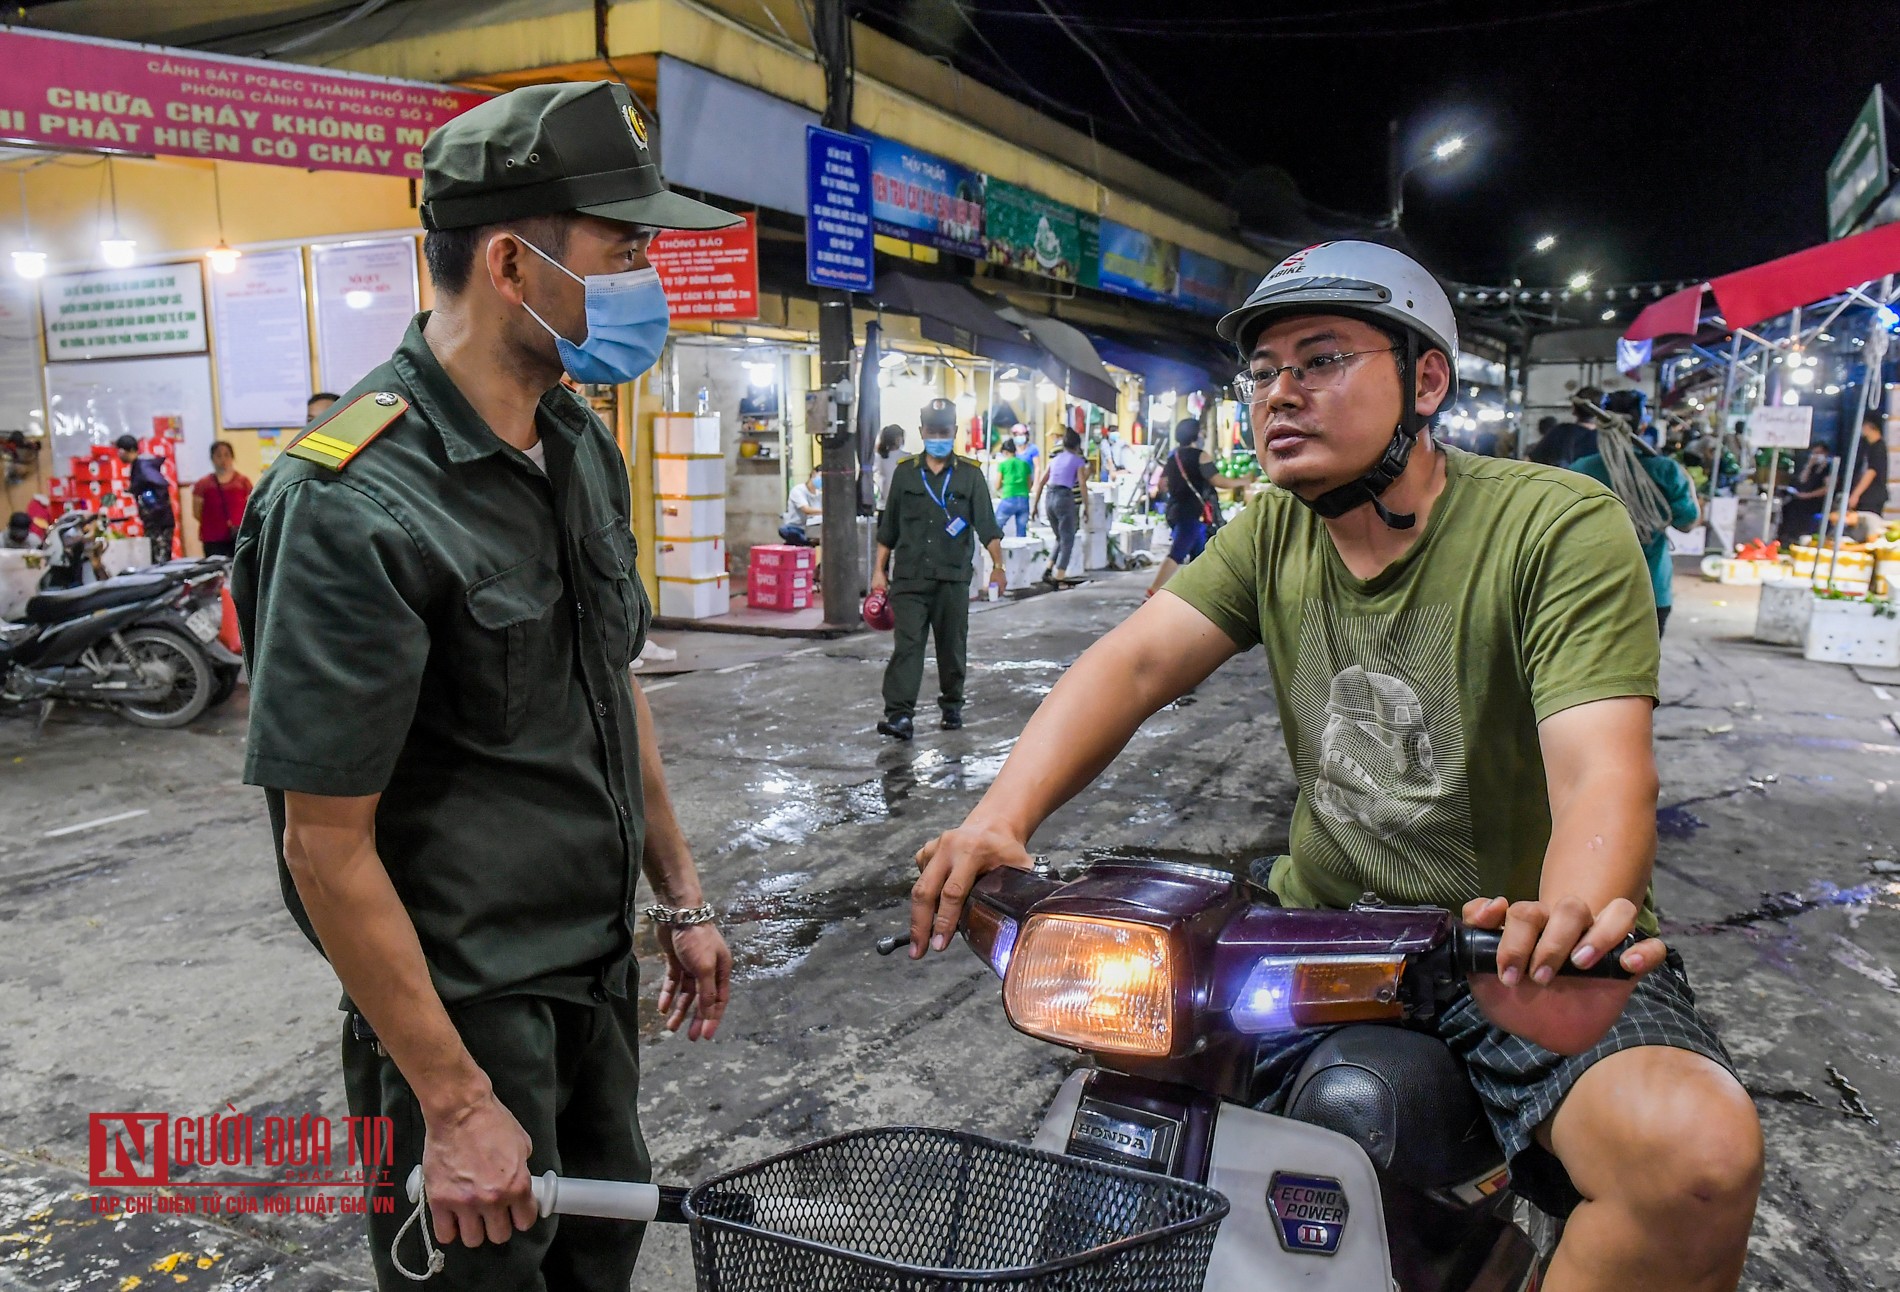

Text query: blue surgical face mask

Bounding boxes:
[923,438,954,459]
[516,237,669,385]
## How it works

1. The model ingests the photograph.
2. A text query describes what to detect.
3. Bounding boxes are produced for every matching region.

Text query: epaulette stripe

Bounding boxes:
[285,391,408,471]
[299,432,359,458]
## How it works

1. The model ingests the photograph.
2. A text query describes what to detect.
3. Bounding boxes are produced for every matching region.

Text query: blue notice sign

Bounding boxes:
[806,126,874,292]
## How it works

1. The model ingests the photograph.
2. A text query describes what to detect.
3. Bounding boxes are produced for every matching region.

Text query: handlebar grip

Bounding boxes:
[1454,927,1637,980]
[405,1167,681,1223]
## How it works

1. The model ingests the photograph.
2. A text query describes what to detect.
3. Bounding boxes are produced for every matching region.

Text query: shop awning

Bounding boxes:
[1087,332,1225,394]
[867,273,1041,369]
[1622,220,1900,345]
[995,307,1121,409]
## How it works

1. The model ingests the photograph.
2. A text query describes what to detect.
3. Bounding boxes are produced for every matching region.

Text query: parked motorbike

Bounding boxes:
[399,856,1630,1291]
[1,551,239,728]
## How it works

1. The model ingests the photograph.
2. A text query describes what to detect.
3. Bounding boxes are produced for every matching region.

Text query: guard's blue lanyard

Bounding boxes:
[920,466,966,536]
[919,466,953,513]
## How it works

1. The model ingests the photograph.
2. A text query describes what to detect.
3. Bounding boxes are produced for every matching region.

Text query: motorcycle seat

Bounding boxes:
[1284,1024,1504,1193]
[23,573,173,624]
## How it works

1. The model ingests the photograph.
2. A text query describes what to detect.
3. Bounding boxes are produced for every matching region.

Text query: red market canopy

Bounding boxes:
[1622,219,1900,344]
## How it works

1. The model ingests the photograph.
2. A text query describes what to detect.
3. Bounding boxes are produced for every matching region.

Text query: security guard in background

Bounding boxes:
[873,399,1006,740]
[232,82,737,1291]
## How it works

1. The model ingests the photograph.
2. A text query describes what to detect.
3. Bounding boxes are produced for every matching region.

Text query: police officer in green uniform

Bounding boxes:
[231,82,739,1291]
[873,398,1006,740]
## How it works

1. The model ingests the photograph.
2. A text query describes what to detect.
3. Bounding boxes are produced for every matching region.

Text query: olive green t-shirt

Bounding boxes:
[1167,447,1660,933]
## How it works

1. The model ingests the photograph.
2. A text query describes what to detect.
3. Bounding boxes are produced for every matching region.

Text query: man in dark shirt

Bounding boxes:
[233,82,740,1291]
[873,398,1005,740]
[1529,388,1603,468]
[115,434,174,564]
[1849,413,1889,523]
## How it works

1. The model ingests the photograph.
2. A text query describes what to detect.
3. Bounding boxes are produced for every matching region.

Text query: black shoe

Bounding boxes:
[876,715,914,741]
[940,706,963,730]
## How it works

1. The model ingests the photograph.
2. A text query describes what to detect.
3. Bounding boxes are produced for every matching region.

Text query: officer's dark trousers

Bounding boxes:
[344,990,650,1291]
[881,577,969,719]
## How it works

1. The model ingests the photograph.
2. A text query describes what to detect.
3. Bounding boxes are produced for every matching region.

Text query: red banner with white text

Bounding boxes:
[0,26,488,177]
[648,212,760,321]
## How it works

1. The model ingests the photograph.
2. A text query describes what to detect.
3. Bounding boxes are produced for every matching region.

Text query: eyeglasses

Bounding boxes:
[1233,347,1399,402]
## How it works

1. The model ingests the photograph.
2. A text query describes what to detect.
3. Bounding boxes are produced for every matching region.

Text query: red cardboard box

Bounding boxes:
[747,568,811,596]
[90,444,117,459]
[749,544,815,571]
[747,583,811,611]
[47,478,67,501]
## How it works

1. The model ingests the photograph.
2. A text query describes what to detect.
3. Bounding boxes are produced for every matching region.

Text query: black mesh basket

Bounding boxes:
[682,1126,1228,1292]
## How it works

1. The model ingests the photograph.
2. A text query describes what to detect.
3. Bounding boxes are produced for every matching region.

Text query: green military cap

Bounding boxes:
[420,81,740,233]
[919,398,958,431]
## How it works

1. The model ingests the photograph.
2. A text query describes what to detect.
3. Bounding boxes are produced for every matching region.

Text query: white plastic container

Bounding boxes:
[654,414,721,456]
[657,575,730,620]
[1804,598,1900,668]
[657,536,726,581]
[656,496,725,538]
[1754,577,1813,647]
[654,455,725,498]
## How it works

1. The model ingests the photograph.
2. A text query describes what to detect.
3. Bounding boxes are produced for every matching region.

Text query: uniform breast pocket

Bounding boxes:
[582,522,648,668]
[462,556,564,741]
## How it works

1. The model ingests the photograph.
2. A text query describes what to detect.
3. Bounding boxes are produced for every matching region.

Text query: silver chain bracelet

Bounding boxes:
[643,901,717,926]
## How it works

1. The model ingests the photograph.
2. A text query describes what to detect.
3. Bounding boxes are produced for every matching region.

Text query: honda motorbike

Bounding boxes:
[399,856,1629,1291]
[1,552,238,728]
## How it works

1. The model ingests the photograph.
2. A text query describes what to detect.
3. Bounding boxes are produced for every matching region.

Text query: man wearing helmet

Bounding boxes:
[908,242,1762,1290]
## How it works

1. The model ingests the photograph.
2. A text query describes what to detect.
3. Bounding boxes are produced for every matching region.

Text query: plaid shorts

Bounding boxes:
[1253,950,1734,1218]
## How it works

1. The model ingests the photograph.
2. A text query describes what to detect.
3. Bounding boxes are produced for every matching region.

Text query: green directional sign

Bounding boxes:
[1827,85,1890,240]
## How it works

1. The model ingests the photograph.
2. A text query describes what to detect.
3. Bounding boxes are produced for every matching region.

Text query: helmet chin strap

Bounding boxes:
[1292,330,1422,531]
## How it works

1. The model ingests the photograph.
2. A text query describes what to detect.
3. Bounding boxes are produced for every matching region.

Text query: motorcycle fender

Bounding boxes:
[1033,1074,1394,1292]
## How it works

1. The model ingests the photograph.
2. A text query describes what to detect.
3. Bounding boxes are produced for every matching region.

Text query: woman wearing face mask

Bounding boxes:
[1030,428,1091,585]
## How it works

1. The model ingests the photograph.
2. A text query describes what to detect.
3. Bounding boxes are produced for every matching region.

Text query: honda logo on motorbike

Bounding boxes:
[1267,1171,1347,1256]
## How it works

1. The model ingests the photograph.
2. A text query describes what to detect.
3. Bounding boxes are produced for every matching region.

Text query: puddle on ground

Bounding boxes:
[1656,805,1708,838]
[1667,881,1900,940]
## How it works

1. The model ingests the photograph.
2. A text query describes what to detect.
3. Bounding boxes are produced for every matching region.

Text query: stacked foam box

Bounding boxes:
[55,441,178,549]
[747,544,814,611]
[653,415,728,618]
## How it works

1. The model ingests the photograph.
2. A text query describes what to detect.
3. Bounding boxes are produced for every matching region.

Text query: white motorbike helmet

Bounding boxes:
[1218,241,1460,530]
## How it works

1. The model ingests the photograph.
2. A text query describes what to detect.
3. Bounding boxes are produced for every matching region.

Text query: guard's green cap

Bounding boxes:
[420,81,740,233]
[920,398,958,432]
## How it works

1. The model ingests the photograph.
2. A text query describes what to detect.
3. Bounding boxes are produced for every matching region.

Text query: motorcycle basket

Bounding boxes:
[682,1126,1228,1292]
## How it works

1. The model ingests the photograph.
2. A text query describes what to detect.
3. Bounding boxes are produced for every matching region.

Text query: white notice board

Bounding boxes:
[45,354,217,477]
[0,277,43,438]
[312,239,418,395]
[39,262,207,361]
[1749,405,1814,448]
[210,249,312,428]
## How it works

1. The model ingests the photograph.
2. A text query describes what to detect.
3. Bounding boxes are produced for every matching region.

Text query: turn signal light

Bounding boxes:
[1003,915,1175,1057]
[1231,954,1406,1033]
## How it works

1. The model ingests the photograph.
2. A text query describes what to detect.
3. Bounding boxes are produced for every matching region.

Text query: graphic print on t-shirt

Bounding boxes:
[1288,599,1478,903]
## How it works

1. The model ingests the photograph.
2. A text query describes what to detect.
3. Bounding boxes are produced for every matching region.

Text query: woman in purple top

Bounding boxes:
[1030,428,1091,583]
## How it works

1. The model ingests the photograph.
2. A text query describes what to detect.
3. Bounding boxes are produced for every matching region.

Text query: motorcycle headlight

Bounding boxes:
[1002,915,1175,1057]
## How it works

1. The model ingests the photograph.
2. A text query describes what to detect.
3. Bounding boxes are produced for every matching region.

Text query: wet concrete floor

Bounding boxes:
[0,571,1895,1289]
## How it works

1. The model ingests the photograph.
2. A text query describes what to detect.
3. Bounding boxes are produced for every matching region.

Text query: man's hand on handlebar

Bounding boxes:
[1461,894,1665,984]
[910,821,1033,957]
[422,1090,537,1247]
[1462,894,1666,1056]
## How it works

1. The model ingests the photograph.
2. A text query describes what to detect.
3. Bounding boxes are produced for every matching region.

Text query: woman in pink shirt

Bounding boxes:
[192,440,252,558]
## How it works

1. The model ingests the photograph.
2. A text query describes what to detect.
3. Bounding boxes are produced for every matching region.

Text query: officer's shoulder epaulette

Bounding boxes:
[286,391,409,470]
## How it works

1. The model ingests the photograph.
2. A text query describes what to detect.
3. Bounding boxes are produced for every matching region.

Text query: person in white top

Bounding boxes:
[779,467,823,545]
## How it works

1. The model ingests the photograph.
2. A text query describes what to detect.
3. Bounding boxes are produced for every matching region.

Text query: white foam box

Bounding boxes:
[655,455,725,497]
[657,536,726,581]
[657,496,725,538]
[655,414,720,456]
[1000,535,1049,588]
[1754,578,1812,647]
[1083,529,1109,570]
[658,575,730,620]
[1804,598,1900,667]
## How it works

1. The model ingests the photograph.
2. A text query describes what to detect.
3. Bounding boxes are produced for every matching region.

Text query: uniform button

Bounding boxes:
[596,700,608,716]
[617,802,629,819]
[576,600,585,618]
[589,984,608,1003]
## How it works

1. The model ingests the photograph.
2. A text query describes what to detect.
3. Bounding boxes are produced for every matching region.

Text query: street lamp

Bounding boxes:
[1533,233,1557,253]
[1567,271,1592,292]
[1388,120,1471,228]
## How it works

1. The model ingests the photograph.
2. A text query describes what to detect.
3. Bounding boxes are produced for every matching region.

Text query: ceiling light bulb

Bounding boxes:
[1036,379,1059,404]
[1601,309,1616,321]
[1780,390,1799,406]
[1534,234,1557,253]
[1567,272,1591,292]
[100,238,136,268]
[207,242,241,274]
[11,250,47,279]
[998,380,1020,402]
[1432,136,1466,162]
[1790,366,1815,386]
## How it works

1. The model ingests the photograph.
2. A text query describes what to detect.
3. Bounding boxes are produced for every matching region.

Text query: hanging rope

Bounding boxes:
[1581,394,1673,546]
[390,1172,446,1281]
